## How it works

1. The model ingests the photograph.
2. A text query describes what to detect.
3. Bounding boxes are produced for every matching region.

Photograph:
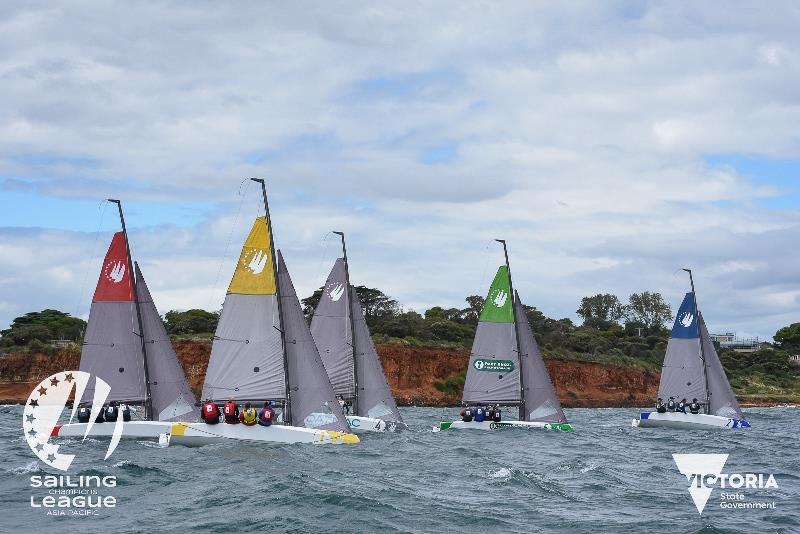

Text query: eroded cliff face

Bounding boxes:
[0,341,659,407]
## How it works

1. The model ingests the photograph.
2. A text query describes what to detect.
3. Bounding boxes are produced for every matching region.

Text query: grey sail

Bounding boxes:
[80,231,146,404]
[202,217,285,402]
[514,293,566,423]
[277,252,350,433]
[462,266,521,404]
[310,258,355,398]
[700,314,744,419]
[657,292,708,404]
[351,287,405,426]
[134,263,200,422]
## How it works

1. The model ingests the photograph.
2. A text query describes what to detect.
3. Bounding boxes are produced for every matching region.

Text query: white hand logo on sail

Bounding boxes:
[243,249,268,274]
[493,290,508,308]
[106,261,126,283]
[329,283,345,302]
[680,312,694,328]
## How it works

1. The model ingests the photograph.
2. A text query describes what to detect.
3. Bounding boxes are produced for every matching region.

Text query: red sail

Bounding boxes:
[93,232,134,302]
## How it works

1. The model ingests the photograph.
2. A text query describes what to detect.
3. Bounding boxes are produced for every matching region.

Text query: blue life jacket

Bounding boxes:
[474,407,486,422]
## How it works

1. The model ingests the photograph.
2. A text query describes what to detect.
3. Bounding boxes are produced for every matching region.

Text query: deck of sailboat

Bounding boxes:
[633,411,750,430]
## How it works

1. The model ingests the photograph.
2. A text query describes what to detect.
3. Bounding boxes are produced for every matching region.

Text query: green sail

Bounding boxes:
[478,266,514,323]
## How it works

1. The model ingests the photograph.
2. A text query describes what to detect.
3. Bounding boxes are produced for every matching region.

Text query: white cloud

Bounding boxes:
[0,1,799,339]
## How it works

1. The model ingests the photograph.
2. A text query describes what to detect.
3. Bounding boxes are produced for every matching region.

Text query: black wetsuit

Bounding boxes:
[689,402,700,414]
[655,401,666,413]
[667,399,676,411]
[104,406,119,422]
[77,407,91,423]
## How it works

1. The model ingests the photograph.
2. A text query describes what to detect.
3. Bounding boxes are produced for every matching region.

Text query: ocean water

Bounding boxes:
[1,405,797,534]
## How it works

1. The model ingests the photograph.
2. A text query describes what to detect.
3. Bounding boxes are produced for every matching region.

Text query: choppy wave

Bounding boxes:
[0,406,797,533]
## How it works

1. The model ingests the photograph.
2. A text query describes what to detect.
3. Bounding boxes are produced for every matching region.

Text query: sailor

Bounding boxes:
[492,405,502,422]
[258,401,275,427]
[655,398,667,413]
[104,402,119,423]
[201,398,220,424]
[666,397,676,412]
[474,403,486,423]
[689,398,701,414]
[94,406,106,423]
[239,402,258,426]
[76,404,91,423]
[119,402,131,422]
[677,398,687,413]
[485,405,495,421]
[460,406,473,422]
[223,397,240,424]
[337,395,347,414]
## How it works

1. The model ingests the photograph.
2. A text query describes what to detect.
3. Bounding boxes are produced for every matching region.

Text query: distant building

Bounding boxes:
[789,355,800,366]
[710,332,761,353]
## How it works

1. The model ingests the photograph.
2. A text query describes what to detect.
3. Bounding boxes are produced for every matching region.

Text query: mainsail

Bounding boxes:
[657,292,744,419]
[311,258,405,425]
[202,217,285,402]
[277,252,350,433]
[462,266,521,404]
[80,232,147,404]
[514,293,566,423]
[134,263,200,422]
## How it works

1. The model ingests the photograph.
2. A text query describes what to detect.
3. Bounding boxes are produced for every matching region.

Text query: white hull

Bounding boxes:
[54,421,359,446]
[345,416,407,433]
[435,420,574,432]
[633,411,751,430]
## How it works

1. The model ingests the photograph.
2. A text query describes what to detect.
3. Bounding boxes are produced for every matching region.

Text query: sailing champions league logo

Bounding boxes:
[23,371,124,471]
[490,289,508,308]
[327,282,345,302]
[672,454,778,514]
[104,261,126,283]
[242,248,268,274]
[678,311,694,328]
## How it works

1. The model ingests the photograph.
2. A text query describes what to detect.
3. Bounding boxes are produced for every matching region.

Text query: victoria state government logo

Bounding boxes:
[672,454,778,514]
[23,371,124,471]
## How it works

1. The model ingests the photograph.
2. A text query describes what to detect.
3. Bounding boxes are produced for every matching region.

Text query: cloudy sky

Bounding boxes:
[1,2,798,340]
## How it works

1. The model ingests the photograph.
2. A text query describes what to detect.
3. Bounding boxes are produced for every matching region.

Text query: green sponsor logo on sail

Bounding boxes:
[479,266,514,323]
[473,359,514,373]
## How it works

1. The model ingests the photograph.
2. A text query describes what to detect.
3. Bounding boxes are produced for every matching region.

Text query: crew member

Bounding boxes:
[95,406,105,423]
[201,398,220,424]
[492,405,502,422]
[258,401,275,427]
[104,402,119,423]
[239,402,257,426]
[460,406,473,422]
[486,405,495,421]
[655,398,666,413]
[677,398,687,413]
[666,397,676,412]
[119,402,131,422]
[77,404,91,423]
[689,398,701,414]
[223,397,240,424]
[473,403,486,423]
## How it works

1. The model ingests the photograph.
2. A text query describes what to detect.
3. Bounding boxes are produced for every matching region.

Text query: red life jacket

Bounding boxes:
[203,402,219,419]
[223,402,238,422]
[259,407,275,424]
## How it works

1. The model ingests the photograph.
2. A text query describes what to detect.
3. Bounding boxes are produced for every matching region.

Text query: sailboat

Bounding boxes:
[54,199,201,440]
[436,240,573,432]
[633,270,751,430]
[175,179,359,445]
[310,232,407,433]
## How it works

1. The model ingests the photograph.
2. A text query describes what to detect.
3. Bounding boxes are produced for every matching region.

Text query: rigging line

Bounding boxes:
[207,178,250,312]
[74,200,108,321]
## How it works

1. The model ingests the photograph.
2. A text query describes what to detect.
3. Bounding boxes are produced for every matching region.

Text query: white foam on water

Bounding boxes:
[580,463,600,473]
[10,460,40,475]
[488,467,513,479]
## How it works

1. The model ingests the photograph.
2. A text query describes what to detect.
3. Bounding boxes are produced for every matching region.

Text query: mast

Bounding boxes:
[496,239,526,421]
[250,178,291,424]
[333,231,359,415]
[107,199,153,420]
[683,268,710,415]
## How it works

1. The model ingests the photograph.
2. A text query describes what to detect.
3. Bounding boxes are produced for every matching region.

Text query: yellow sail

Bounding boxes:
[228,217,276,295]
